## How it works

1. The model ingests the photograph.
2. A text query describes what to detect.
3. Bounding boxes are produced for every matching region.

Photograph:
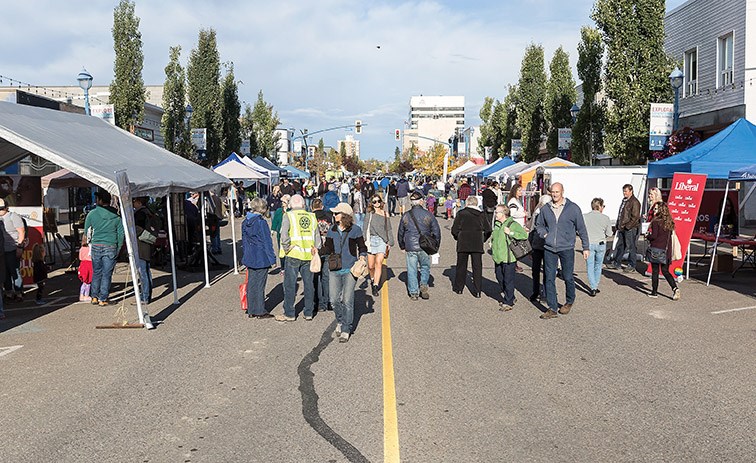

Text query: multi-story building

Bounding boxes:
[665,0,756,136]
[337,134,360,159]
[403,95,464,153]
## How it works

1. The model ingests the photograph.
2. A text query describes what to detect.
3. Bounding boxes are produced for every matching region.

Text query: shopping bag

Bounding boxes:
[310,250,322,273]
[239,270,248,311]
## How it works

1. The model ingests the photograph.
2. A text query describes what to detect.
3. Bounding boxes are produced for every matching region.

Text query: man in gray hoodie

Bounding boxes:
[535,183,590,319]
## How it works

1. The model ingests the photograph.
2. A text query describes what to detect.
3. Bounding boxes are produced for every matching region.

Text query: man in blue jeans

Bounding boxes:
[397,191,441,300]
[535,183,590,319]
[84,191,124,306]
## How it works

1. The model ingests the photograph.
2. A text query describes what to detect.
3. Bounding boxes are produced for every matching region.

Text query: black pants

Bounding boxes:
[388,196,397,215]
[531,248,544,297]
[651,263,677,294]
[454,252,482,295]
[613,227,639,268]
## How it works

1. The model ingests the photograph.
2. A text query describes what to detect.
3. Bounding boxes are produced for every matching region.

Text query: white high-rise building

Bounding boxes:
[337,134,360,159]
[403,95,464,153]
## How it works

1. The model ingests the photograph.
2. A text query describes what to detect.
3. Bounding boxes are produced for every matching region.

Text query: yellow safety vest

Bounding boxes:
[280,209,316,260]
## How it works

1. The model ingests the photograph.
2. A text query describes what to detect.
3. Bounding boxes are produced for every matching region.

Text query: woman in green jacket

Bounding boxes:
[491,204,528,311]
[270,194,290,273]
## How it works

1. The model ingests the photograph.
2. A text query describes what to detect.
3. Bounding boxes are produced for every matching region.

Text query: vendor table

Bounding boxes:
[691,232,756,276]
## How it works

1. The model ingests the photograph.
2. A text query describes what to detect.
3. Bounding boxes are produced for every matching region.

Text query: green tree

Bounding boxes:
[394,146,400,159]
[501,85,521,156]
[160,46,191,157]
[545,46,577,156]
[219,62,242,155]
[247,90,281,161]
[318,138,325,155]
[478,96,495,155]
[572,26,606,165]
[593,0,673,164]
[516,44,547,162]
[187,28,222,165]
[110,0,146,130]
[339,142,347,159]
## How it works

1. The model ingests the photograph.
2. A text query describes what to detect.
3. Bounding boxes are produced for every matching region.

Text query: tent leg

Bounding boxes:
[685,242,690,280]
[166,194,179,305]
[201,191,211,288]
[118,199,150,329]
[707,181,730,286]
[229,184,239,275]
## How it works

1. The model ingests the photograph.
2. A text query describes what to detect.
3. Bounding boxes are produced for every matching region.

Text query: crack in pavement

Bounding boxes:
[298,319,371,463]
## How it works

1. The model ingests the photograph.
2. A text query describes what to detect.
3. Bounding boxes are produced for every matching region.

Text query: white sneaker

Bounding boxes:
[335,323,342,336]
[672,288,681,301]
[339,332,350,343]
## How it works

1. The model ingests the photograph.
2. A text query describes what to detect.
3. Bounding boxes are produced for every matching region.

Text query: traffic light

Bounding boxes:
[355,120,362,134]
[395,129,400,141]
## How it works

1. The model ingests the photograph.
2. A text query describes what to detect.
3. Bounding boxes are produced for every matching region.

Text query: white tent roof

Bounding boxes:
[488,161,529,180]
[213,159,267,180]
[0,101,229,196]
[450,160,477,177]
[239,155,279,181]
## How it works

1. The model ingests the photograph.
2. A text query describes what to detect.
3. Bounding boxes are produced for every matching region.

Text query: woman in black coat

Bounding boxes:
[451,196,491,297]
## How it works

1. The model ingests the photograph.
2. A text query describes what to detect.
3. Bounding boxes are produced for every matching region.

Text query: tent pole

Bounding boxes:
[686,242,690,280]
[166,193,179,305]
[707,181,730,286]
[118,199,146,326]
[201,191,211,288]
[229,183,239,275]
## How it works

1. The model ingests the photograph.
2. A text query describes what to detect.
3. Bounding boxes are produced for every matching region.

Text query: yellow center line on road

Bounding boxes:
[381,271,401,463]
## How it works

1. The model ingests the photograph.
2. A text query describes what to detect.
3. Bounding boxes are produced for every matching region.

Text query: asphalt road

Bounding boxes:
[1,215,754,462]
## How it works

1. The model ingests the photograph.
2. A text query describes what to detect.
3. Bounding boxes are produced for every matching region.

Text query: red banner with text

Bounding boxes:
[667,173,707,275]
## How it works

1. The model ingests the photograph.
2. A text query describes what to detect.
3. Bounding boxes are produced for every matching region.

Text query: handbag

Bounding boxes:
[383,214,390,258]
[310,249,322,273]
[408,210,439,255]
[505,219,532,259]
[646,247,667,264]
[350,258,368,278]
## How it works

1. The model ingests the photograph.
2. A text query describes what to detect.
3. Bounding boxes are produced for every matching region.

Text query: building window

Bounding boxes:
[684,48,698,96]
[718,32,734,87]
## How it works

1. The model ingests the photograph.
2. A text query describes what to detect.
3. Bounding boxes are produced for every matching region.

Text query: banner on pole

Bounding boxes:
[510,139,522,161]
[649,103,674,150]
[667,173,707,274]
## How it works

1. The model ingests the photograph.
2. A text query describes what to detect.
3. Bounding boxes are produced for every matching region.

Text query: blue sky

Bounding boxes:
[1,0,689,160]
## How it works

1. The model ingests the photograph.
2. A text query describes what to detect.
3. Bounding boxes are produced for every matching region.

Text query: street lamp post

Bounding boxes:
[669,67,684,132]
[77,67,93,116]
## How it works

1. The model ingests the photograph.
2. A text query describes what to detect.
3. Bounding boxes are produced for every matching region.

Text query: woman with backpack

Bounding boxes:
[645,202,680,300]
[491,205,528,311]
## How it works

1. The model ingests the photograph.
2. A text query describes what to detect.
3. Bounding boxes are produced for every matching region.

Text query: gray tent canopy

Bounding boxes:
[0,101,229,196]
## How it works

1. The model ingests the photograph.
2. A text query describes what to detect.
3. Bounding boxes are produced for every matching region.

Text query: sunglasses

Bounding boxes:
[372,200,383,204]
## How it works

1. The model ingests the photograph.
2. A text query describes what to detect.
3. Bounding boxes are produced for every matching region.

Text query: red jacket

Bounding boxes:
[458,183,472,200]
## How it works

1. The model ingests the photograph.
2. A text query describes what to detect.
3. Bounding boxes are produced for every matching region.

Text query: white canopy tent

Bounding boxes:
[489,161,530,182]
[0,101,231,327]
[450,160,478,177]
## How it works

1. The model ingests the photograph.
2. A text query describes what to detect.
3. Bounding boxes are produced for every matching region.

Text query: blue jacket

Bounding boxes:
[535,199,590,253]
[396,179,410,198]
[397,206,441,252]
[241,213,277,269]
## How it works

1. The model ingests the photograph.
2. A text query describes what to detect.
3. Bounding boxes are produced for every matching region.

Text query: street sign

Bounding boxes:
[91,104,115,125]
[355,120,362,134]
[511,139,522,160]
[241,139,250,156]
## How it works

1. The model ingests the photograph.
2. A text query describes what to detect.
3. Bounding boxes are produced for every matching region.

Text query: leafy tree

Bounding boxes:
[245,90,281,161]
[318,138,325,155]
[501,86,521,156]
[545,46,577,156]
[478,97,495,156]
[110,0,146,130]
[572,26,606,165]
[394,146,400,159]
[415,143,447,177]
[516,44,547,162]
[187,28,222,165]
[160,46,191,157]
[593,0,673,164]
[219,62,242,156]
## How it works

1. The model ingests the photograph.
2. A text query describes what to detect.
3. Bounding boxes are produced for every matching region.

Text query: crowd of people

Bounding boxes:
[239,173,686,341]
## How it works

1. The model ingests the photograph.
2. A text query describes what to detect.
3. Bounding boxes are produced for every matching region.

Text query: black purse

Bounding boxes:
[505,219,532,259]
[408,210,439,255]
[328,231,348,270]
[646,247,667,264]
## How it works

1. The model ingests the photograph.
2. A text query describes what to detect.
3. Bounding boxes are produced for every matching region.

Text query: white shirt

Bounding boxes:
[507,197,527,227]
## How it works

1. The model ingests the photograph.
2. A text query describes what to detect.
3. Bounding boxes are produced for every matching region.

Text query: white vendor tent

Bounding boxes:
[450,160,478,177]
[0,101,232,328]
[213,153,267,180]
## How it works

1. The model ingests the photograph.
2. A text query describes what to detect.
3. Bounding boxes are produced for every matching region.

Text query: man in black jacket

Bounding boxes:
[609,184,641,273]
[481,180,499,229]
[397,191,441,300]
[451,196,492,297]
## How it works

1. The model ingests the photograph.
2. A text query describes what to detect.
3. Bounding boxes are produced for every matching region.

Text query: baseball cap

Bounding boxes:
[0,198,5,209]
[331,202,354,216]
[410,190,424,201]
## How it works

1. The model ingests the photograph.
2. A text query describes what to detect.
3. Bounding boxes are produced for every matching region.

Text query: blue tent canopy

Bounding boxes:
[648,118,756,179]
[214,152,246,169]
[475,157,515,177]
[284,165,310,179]
[246,155,288,176]
[729,163,756,180]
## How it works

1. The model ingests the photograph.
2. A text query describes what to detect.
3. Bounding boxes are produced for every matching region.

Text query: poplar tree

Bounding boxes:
[572,26,606,166]
[248,90,281,161]
[219,62,242,156]
[502,85,521,156]
[516,44,547,162]
[545,46,577,156]
[110,0,146,130]
[161,46,190,157]
[593,0,673,164]
[187,28,222,165]
[478,97,495,155]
